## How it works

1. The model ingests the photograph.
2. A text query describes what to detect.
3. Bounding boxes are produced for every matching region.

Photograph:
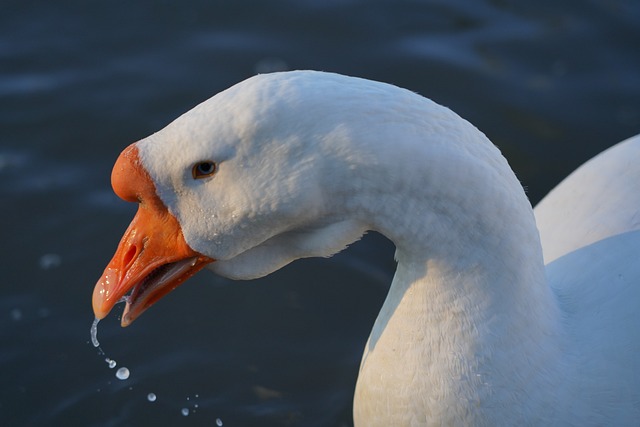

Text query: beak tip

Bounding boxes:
[92,291,108,320]
[120,306,133,327]
[92,296,109,320]
[92,267,120,320]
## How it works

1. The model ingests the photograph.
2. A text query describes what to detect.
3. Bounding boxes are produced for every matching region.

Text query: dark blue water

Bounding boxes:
[1,1,639,425]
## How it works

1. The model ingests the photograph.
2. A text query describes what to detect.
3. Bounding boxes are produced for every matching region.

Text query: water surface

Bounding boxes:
[1,1,639,426]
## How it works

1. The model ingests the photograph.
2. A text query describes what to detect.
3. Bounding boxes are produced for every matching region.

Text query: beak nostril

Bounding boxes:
[122,244,138,270]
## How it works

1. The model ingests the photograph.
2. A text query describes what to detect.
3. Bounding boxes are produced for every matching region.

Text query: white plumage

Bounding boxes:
[101,71,640,425]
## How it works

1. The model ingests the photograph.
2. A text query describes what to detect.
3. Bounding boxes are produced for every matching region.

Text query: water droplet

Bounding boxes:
[181,408,189,416]
[147,393,157,402]
[105,358,116,368]
[216,418,223,426]
[115,367,130,380]
[90,317,100,347]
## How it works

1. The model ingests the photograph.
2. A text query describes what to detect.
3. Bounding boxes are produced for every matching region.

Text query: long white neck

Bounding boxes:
[346,107,565,425]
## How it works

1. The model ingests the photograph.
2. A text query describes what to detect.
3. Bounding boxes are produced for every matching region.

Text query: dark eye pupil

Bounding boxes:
[192,161,216,179]
[198,163,213,174]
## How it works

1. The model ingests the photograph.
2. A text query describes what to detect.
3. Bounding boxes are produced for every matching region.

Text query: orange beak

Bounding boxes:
[92,144,213,326]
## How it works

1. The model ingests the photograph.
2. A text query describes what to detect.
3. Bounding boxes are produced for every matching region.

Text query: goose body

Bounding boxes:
[93,71,640,426]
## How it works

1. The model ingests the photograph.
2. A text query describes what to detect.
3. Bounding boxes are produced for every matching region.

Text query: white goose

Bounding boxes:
[93,71,640,426]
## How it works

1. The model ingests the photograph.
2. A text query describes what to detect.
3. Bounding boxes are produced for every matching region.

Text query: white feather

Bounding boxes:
[136,71,640,426]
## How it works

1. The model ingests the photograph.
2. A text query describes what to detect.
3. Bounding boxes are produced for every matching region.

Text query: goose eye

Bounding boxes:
[192,161,216,179]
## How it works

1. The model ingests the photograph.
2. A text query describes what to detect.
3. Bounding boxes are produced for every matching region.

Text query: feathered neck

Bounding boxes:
[344,103,565,424]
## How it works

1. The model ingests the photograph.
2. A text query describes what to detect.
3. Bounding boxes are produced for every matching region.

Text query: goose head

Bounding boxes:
[93,71,385,325]
[93,70,521,327]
